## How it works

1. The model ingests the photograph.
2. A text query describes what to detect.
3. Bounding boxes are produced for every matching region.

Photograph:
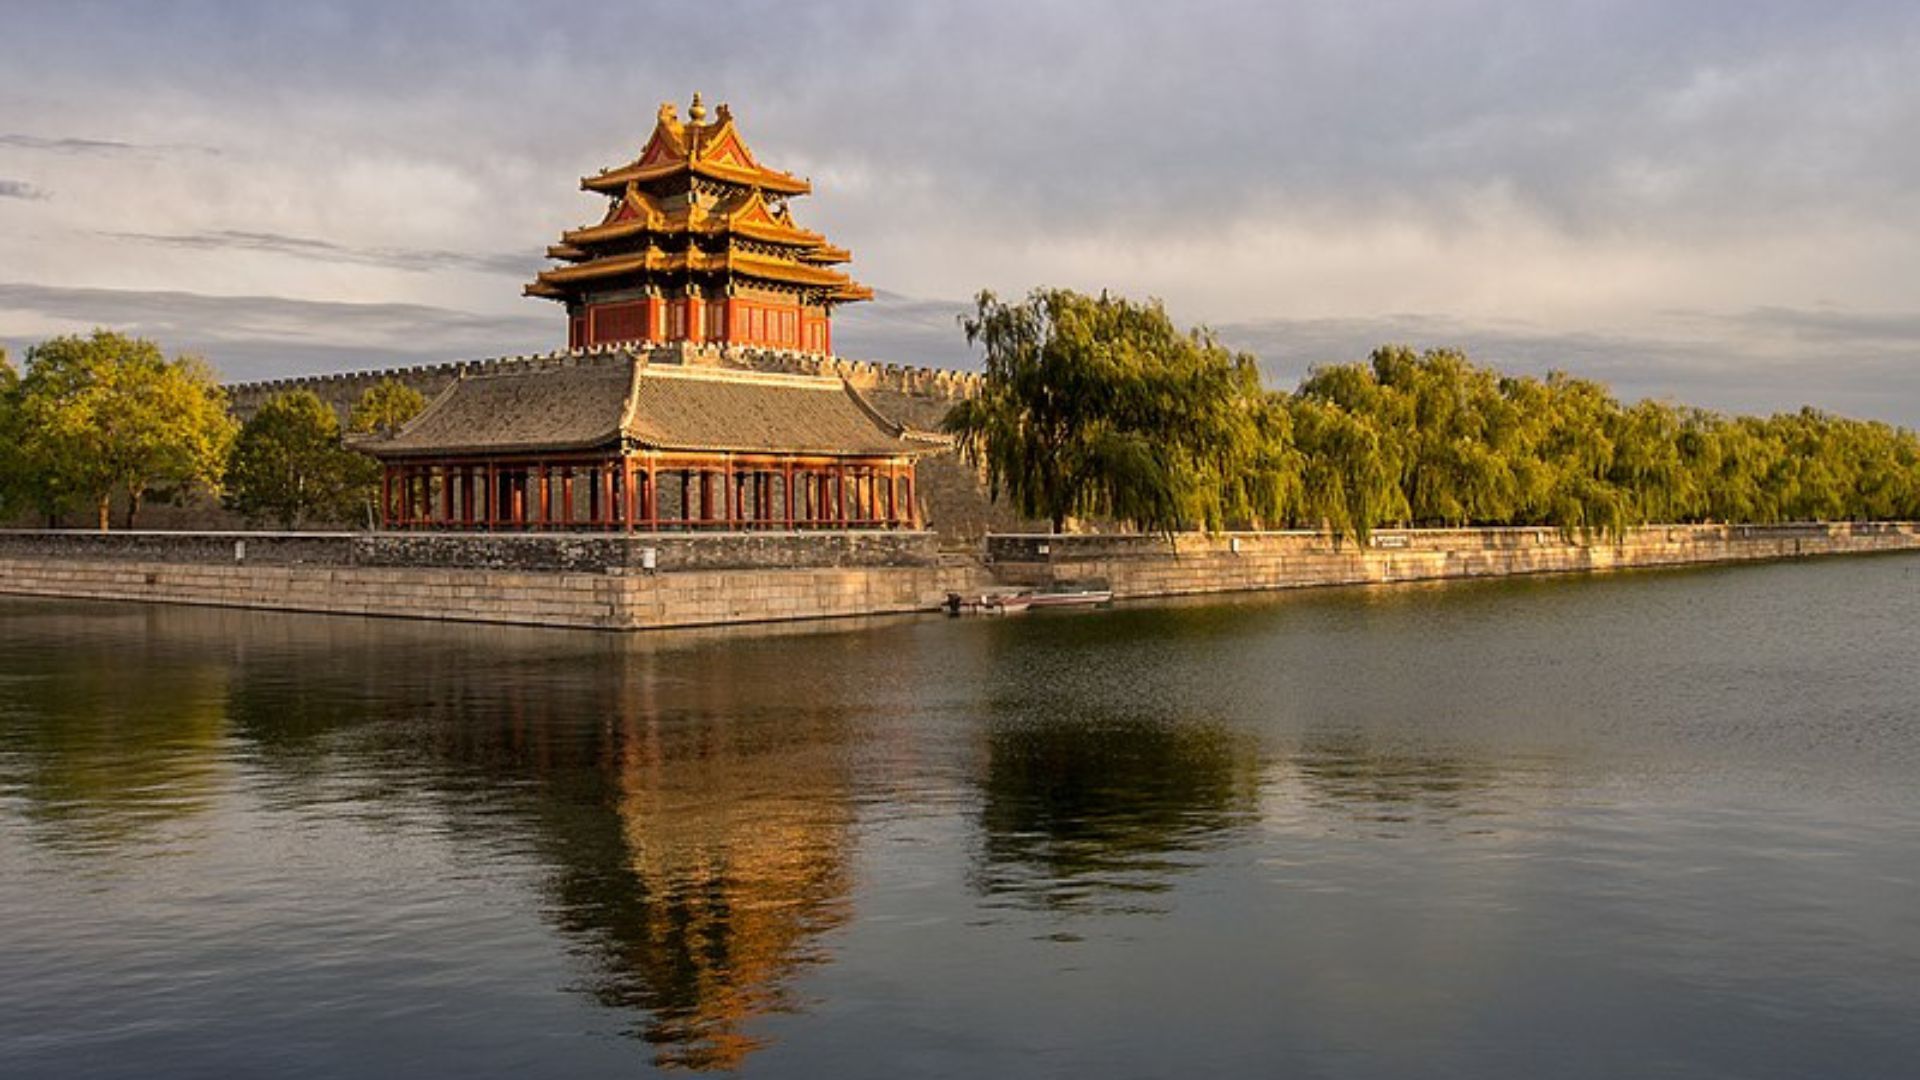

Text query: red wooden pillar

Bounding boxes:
[684,293,704,344]
[645,292,668,338]
[381,467,394,529]
[645,460,658,529]
[622,459,636,530]
[535,465,549,528]
[783,461,795,528]
[601,464,616,529]
[836,464,847,526]
[886,463,898,526]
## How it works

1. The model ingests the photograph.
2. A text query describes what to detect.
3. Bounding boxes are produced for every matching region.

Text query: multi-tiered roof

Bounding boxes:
[526,94,869,353]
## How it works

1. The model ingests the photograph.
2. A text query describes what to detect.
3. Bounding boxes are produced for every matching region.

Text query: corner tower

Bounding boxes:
[526,93,872,355]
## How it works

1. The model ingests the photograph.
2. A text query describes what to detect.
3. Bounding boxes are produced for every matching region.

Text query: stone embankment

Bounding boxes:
[0,531,983,631]
[986,522,1920,596]
[0,523,1914,631]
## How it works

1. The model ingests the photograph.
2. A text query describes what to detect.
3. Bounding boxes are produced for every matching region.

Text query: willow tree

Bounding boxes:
[943,288,1293,534]
[12,331,235,530]
[1286,395,1407,542]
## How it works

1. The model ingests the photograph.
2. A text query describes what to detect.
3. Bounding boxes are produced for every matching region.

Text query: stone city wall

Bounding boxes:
[223,343,983,423]
[985,522,1920,595]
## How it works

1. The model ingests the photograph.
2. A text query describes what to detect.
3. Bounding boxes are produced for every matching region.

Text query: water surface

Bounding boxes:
[3,555,1919,1077]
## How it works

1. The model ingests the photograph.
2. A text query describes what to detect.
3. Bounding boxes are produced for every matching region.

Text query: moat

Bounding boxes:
[3,554,1918,1078]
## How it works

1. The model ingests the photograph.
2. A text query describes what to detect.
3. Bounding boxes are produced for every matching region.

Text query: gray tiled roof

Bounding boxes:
[625,366,915,456]
[369,357,634,457]
[365,354,919,459]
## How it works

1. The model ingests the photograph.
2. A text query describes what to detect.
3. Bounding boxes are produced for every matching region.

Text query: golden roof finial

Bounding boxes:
[657,100,678,126]
[689,91,707,123]
[716,102,732,124]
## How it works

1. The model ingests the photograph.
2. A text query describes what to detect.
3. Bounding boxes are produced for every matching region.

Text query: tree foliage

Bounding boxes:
[0,347,23,521]
[10,331,235,530]
[946,292,1920,541]
[348,378,427,436]
[224,390,378,529]
[1286,348,1920,539]
[942,289,1293,533]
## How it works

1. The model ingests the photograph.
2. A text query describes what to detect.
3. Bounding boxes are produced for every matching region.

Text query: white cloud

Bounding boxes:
[1,1,1917,421]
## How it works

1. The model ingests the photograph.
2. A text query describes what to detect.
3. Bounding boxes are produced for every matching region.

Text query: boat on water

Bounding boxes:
[1024,585,1114,609]
[945,590,1032,616]
[944,584,1113,616]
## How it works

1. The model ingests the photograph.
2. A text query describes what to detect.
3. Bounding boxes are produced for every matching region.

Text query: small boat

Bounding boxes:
[1024,585,1114,609]
[945,590,1034,616]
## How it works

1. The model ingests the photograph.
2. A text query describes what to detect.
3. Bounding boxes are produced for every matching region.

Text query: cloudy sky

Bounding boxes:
[2,1,1917,423]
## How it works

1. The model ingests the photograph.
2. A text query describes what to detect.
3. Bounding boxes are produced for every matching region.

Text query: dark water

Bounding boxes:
[3,555,1919,1078]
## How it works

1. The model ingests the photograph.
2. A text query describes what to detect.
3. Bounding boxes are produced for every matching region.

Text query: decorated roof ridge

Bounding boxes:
[556,186,831,251]
[528,248,868,293]
[582,92,810,197]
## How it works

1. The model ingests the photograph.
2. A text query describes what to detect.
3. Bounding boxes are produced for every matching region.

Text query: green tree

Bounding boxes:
[225,390,378,529]
[943,288,1293,534]
[12,331,236,530]
[1287,394,1407,542]
[944,290,1920,539]
[0,347,23,521]
[348,377,427,436]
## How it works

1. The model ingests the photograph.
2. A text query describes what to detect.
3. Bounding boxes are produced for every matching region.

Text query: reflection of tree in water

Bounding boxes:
[975,712,1259,911]
[214,617,862,1073]
[0,607,229,850]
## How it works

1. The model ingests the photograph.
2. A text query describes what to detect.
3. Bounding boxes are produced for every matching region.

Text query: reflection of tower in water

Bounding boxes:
[479,644,860,1072]
[201,612,868,1075]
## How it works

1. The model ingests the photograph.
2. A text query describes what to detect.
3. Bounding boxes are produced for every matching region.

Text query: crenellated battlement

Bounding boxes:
[225,342,983,421]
